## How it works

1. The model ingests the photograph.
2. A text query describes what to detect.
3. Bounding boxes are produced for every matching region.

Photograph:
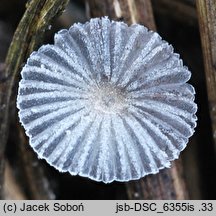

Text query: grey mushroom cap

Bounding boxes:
[17,17,197,183]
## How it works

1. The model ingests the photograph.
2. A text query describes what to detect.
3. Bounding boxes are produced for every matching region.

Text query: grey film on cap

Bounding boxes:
[17,17,197,183]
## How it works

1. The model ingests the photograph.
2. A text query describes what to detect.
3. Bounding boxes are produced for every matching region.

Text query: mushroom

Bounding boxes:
[17,17,197,183]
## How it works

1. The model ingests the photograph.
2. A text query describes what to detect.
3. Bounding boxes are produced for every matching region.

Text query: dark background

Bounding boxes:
[0,0,215,199]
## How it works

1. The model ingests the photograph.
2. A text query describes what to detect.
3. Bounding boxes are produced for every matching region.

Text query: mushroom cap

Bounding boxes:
[17,17,197,183]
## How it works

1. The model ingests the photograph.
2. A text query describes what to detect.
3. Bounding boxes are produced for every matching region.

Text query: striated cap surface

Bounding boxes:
[17,17,197,183]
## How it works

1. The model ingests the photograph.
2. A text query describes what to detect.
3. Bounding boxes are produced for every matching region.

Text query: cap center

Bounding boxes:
[87,82,127,114]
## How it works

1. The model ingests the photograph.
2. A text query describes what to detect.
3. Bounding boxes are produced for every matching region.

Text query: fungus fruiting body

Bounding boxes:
[17,17,197,183]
